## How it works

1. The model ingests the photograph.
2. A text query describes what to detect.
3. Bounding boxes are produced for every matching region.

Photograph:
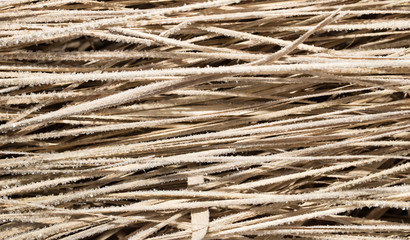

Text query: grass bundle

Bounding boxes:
[0,0,409,239]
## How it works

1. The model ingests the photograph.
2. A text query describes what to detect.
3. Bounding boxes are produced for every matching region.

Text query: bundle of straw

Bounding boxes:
[0,0,409,239]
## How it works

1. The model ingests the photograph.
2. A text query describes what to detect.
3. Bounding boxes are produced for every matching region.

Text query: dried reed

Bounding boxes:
[0,0,409,239]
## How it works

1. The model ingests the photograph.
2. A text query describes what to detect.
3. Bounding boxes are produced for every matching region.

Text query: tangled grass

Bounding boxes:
[0,0,409,239]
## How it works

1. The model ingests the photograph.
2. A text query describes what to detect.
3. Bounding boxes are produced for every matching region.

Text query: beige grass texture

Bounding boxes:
[0,0,410,239]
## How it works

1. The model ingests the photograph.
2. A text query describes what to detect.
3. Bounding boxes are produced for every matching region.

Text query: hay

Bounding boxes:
[0,0,409,239]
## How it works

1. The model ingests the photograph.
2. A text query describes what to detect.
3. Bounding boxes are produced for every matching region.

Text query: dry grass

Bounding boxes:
[0,0,409,239]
